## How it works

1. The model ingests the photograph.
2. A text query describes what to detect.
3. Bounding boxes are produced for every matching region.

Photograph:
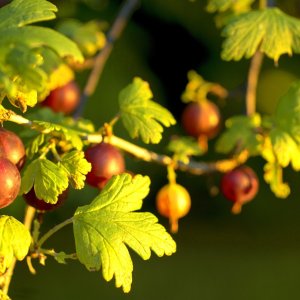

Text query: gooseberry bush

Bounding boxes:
[1,0,300,298]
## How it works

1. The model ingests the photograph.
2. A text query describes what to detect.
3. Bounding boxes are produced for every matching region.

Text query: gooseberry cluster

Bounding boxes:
[155,93,259,232]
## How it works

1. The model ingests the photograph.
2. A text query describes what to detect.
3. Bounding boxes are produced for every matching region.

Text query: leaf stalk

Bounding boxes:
[37,217,73,248]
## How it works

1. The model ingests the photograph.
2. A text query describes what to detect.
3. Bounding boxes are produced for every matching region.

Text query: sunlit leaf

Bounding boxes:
[167,136,204,164]
[0,0,83,110]
[57,19,106,57]
[0,215,31,273]
[216,114,262,155]
[119,77,176,144]
[20,158,69,204]
[59,151,91,189]
[73,174,176,293]
[222,8,300,63]
[274,81,300,143]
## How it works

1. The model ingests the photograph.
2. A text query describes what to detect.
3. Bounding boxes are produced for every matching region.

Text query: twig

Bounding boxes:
[74,0,140,118]
[245,51,264,116]
[2,206,36,296]
[7,112,248,175]
[93,135,248,175]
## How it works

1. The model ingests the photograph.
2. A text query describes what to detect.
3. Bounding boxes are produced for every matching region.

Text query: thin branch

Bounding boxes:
[74,0,140,118]
[246,51,264,116]
[2,206,36,295]
[85,134,248,175]
[7,112,248,175]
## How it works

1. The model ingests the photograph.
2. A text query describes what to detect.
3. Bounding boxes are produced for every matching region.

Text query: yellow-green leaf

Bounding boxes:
[0,215,31,273]
[0,0,83,111]
[57,19,106,57]
[119,77,176,144]
[73,174,176,293]
[269,128,300,170]
[20,158,69,204]
[167,136,204,164]
[274,81,300,143]
[215,114,262,155]
[222,8,300,63]
[59,151,91,189]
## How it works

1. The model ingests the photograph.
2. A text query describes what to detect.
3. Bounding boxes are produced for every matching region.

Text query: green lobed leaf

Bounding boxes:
[22,109,94,157]
[59,151,91,189]
[26,134,46,159]
[6,84,38,112]
[274,81,300,143]
[32,120,83,150]
[73,174,176,293]
[221,8,300,63]
[20,158,69,204]
[0,0,83,110]
[167,136,204,164]
[260,81,300,171]
[0,290,11,300]
[269,128,300,170]
[119,77,176,144]
[26,107,65,125]
[57,19,106,57]
[0,0,57,29]
[215,114,262,155]
[264,162,290,198]
[5,44,46,91]
[2,26,83,63]
[62,116,95,134]
[0,215,31,273]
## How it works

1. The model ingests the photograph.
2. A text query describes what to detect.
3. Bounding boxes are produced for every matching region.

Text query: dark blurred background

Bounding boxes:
[5,0,300,299]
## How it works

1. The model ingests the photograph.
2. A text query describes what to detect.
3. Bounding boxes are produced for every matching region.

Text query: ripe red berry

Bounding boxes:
[0,158,21,209]
[220,166,259,214]
[42,81,80,114]
[156,183,191,233]
[181,100,221,139]
[0,128,26,170]
[23,188,69,211]
[85,143,125,189]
